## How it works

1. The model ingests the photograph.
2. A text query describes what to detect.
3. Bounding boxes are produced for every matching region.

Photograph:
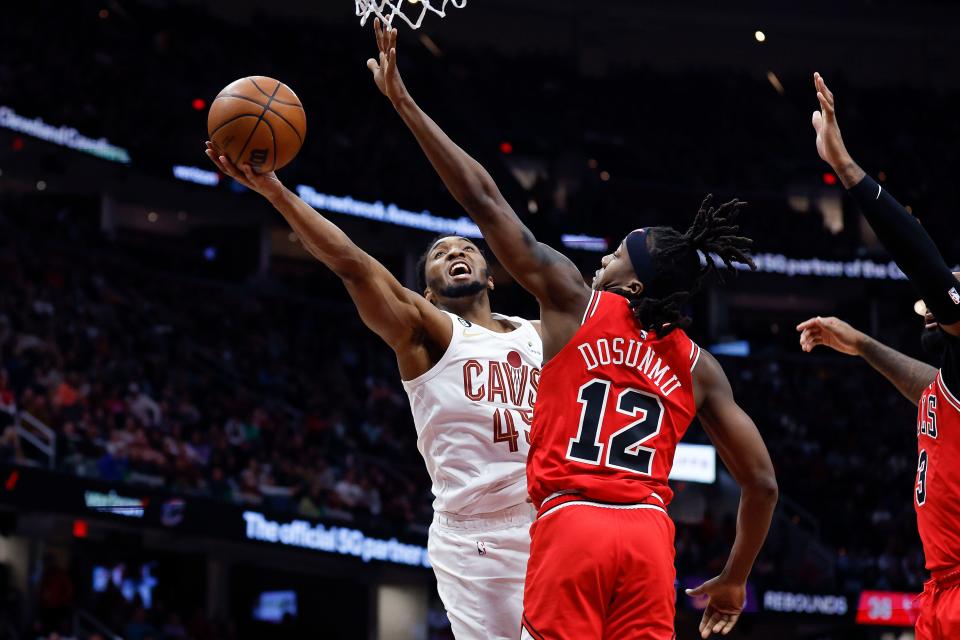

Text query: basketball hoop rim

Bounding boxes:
[355,0,467,30]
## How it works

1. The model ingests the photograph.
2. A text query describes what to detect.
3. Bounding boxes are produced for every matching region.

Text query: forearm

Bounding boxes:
[721,482,777,584]
[843,173,960,324]
[268,187,369,278]
[393,96,506,222]
[859,335,937,405]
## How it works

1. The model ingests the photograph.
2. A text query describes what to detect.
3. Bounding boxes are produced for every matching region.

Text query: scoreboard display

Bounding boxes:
[855,591,921,627]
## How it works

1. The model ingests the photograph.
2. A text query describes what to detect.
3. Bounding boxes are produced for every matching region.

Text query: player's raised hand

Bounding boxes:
[685,576,744,637]
[811,73,855,174]
[205,141,284,201]
[796,316,866,355]
[367,19,409,104]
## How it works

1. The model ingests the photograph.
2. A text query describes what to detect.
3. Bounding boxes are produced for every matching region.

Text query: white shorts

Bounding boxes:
[429,502,536,640]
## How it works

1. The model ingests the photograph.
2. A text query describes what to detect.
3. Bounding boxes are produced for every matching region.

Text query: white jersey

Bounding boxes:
[403,312,543,516]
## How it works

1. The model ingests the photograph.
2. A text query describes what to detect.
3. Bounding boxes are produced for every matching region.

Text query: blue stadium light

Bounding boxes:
[295,184,609,252]
[173,165,220,186]
[709,341,750,357]
[0,105,131,164]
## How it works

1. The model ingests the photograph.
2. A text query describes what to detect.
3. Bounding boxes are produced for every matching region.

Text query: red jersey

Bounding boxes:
[915,370,960,572]
[527,291,700,508]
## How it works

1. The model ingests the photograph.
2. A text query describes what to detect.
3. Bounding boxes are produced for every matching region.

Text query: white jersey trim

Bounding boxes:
[539,500,667,521]
[581,291,600,325]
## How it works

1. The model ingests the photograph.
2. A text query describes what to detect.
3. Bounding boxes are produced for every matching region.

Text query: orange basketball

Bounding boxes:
[207,76,306,173]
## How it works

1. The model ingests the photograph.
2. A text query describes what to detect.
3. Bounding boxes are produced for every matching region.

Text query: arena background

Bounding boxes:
[2,1,960,638]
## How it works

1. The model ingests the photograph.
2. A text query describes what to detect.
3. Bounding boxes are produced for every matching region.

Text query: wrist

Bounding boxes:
[834,158,866,189]
[391,94,415,112]
[854,333,873,357]
[266,184,290,206]
[718,567,747,586]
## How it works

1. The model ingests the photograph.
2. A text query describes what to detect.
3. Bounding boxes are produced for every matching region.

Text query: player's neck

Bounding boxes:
[438,293,506,332]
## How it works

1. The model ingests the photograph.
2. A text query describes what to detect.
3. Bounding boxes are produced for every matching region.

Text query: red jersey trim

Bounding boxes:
[937,371,960,413]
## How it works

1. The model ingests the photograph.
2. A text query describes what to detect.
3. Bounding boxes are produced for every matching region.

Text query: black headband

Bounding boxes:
[626,228,658,285]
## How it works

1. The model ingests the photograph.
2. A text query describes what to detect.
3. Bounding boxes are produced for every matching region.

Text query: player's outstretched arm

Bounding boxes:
[797,316,936,405]
[812,73,960,335]
[205,146,450,377]
[367,21,590,315]
[687,350,778,639]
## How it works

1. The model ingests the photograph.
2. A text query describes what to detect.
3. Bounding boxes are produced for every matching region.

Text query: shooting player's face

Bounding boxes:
[424,237,492,300]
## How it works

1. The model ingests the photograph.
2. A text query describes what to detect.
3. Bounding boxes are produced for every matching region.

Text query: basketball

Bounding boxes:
[207,76,306,173]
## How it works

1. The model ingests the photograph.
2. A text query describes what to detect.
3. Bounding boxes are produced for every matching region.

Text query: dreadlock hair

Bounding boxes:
[628,195,757,337]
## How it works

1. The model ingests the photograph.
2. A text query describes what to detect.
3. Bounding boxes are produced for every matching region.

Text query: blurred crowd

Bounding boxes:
[0,191,928,601]
[1,3,952,636]
[0,199,435,538]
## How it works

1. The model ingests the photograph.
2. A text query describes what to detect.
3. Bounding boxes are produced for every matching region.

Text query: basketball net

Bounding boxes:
[355,0,467,30]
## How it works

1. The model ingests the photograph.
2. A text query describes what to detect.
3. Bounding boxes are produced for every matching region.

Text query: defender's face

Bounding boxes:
[593,237,642,293]
[424,237,490,292]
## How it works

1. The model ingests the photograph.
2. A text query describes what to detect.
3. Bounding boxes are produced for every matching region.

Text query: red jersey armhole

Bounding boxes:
[581,290,603,325]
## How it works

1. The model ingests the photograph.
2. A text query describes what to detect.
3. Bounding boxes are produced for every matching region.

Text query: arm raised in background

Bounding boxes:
[205,146,450,379]
[686,350,778,639]
[797,316,936,406]
[367,21,590,315]
[811,73,960,336]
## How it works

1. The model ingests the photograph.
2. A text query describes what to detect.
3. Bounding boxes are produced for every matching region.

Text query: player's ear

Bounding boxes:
[423,286,437,305]
[487,275,495,292]
[623,278,644,297]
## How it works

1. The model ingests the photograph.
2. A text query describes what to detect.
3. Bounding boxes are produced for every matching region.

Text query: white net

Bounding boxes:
[355,0,467,30]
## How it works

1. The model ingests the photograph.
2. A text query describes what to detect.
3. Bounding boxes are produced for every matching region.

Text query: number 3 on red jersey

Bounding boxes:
[566,379,664,475]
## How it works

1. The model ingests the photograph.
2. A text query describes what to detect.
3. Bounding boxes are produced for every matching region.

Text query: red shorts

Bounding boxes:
[521,495,676,640]
[916,567,960,640]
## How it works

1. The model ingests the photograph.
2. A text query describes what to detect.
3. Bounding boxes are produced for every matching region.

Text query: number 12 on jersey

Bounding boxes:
[566,379,664,475]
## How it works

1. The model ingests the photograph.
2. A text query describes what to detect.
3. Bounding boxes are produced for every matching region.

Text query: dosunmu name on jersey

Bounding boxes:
[576,334,684,397]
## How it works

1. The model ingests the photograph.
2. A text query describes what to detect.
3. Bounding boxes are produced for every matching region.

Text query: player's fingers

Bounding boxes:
[698,612,709,637]
[796,317,821,331]
[389,26,397,50]
[204,150,228,175]
[816,92,832,115]
[204,149,226,171]
[712,615,729,634]
[374,17,383,50]
[701,613,720,638]
[811,109,822,133]
[239,163,258,182]
[216,155,239,178]
[721,614,739,635]
[389,47,397,67]
[820,74,834,102]
[366,58,380,73]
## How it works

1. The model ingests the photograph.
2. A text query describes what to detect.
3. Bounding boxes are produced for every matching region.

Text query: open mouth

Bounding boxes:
[448,261,473,279]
